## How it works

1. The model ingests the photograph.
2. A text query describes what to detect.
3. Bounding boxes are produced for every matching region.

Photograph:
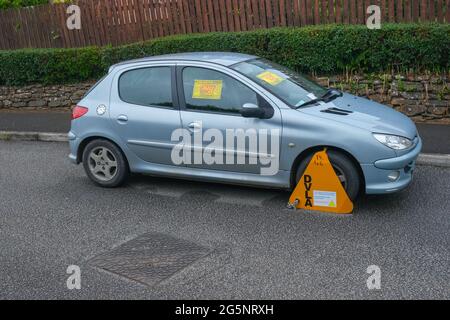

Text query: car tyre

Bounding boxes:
[82,139,129,188]
[295,150,361,201]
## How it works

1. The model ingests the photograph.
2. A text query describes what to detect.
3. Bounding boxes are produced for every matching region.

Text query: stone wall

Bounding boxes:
[0,73,449,123]
[316,73,450,123]
[0,82,95,110]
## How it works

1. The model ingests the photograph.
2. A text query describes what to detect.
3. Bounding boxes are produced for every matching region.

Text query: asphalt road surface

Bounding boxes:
[0,141,449,299]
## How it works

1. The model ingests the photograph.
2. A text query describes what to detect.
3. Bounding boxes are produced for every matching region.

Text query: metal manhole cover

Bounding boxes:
[89,233,212,286]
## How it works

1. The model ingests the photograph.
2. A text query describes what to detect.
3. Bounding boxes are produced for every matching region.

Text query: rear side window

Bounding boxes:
[119,67,173,108]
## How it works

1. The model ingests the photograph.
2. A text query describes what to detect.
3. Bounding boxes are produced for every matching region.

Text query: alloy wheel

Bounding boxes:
[88,147,118,182]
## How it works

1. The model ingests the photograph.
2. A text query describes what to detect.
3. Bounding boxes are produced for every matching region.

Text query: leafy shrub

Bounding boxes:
[0,47,103,85]
[0,23,448,86]
[0,0,49,9]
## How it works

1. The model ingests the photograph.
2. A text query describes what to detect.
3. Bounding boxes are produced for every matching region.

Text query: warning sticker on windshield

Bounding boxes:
[257,71,285,86]
[313,190,337,208]
[192,80,223,100]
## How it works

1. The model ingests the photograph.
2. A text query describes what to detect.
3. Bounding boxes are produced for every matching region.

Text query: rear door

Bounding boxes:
[109,63,182,166]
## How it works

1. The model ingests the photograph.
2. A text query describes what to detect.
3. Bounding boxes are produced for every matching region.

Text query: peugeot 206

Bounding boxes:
[69,52,422,200]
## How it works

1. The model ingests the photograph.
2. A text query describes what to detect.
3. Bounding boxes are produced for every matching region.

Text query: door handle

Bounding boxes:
[117,115,128,123]
[188,122,201,132]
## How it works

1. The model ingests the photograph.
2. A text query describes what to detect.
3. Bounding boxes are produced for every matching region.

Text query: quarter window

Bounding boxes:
[182,67,258,114]
[119,67,173,108]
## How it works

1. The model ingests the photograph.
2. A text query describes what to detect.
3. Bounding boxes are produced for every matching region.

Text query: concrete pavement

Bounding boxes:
[0,140,448,299]
[416,123,450,154]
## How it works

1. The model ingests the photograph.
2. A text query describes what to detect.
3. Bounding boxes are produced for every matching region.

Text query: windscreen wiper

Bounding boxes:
[295,97,325,109]
[295,89,343,109]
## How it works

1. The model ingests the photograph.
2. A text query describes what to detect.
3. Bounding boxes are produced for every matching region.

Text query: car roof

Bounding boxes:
[109,52,257,72]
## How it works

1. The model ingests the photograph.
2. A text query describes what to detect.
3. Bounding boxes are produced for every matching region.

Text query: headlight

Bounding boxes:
[373,134,413,150]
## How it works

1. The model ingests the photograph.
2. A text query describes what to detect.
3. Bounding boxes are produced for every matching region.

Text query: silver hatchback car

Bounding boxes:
[69,52,422,200]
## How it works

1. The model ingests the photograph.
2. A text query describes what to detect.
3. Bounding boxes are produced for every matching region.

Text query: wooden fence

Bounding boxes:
[0,0,449,50]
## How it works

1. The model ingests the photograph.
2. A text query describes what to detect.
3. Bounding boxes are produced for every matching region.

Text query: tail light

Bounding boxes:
[72,106,89,120]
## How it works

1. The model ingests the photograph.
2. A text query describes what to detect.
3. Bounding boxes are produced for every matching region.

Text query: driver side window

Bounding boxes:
[182,67,258,114]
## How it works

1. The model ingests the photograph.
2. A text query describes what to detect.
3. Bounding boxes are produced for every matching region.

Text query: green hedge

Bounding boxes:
[0,0,48,10]
[0,47,104,85]
[1,23,449,86]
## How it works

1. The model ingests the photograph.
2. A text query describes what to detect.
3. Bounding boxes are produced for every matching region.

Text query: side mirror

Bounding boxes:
[240,103,265,119]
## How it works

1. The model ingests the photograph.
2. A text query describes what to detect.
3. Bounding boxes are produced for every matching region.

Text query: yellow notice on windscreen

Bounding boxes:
[192,80,223,100]
[257,71,285,86]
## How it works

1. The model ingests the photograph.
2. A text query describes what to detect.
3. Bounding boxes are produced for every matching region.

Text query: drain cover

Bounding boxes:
[90,233,212,286]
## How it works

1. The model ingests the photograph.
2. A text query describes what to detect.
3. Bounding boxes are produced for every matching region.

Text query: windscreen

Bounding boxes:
[231,59,327,108]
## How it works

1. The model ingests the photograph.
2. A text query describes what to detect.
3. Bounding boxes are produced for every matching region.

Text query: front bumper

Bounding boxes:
[363,138,422,194]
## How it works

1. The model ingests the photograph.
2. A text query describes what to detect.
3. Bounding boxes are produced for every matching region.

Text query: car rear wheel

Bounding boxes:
[82,139,129,188]
[295,150,361,201]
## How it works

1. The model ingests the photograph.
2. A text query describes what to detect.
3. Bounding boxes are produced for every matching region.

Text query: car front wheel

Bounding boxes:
[82,139,129,188]
[295,150,361,201]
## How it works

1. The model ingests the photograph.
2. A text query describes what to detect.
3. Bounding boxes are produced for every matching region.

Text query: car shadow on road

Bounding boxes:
[126,173,418,216]
[354,189,412,216]
[126,173,290,208]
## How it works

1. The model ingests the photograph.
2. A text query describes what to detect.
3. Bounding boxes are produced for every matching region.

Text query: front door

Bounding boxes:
[177,65,282,175]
